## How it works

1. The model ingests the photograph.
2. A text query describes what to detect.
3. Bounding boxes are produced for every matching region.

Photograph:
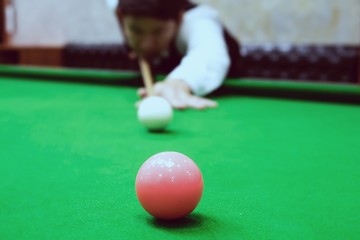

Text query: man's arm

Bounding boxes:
[167,5,231,96]
[139,5,231,109]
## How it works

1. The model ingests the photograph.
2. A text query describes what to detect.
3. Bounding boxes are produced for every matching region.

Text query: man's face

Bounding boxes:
[121,16,180,60]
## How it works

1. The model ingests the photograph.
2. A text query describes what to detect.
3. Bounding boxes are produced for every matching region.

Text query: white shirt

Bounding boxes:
[167,5,231,96]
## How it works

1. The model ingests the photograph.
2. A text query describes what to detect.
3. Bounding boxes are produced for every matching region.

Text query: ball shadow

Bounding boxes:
[147,129,177,135]
[147,213,206,229]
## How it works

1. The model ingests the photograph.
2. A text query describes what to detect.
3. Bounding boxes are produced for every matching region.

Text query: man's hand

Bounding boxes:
[137,80,218,110]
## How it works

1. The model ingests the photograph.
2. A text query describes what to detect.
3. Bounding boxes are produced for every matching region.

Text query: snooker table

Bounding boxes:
[1,65,360,240]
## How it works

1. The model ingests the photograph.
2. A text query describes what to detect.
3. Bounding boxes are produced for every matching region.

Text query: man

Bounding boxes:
[116,0,240,109]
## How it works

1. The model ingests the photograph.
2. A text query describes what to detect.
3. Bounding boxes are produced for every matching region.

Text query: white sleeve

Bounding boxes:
[166,5,231,96]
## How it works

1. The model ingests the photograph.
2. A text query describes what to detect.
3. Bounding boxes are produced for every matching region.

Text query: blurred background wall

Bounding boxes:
[7,0,360,45]
[11,0,122,45]
[106,0,360,45]
[192,0,360,45]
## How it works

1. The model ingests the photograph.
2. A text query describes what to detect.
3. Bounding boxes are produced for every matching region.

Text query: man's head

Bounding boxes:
[117,0,185,60]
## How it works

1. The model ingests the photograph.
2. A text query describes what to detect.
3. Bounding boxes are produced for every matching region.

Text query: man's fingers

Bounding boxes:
[186,96,218,110]
[137,80,218,110]
[135,100,141,108]
[161,86,187,109]
[203,98,218,108]
[170,99,187,110]
[137,88,147,98]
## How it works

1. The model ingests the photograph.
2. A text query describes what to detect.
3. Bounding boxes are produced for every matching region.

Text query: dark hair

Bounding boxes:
[118,0,186,20]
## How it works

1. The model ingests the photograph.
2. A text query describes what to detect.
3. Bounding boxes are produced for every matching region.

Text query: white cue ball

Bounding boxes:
[137,96,173,131]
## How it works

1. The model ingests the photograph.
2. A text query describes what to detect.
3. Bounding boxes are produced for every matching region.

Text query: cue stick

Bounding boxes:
[139,58,154,96]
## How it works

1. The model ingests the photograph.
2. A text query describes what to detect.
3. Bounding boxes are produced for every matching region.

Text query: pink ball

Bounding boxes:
[135,152,204,220]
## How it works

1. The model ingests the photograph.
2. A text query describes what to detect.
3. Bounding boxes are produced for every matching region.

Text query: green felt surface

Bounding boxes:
[1,67,360,240]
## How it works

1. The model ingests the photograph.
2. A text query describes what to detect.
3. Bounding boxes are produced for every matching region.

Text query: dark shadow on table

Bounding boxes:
[0,69,143,87]
[147,129,177,135]
[147,213,207,229]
